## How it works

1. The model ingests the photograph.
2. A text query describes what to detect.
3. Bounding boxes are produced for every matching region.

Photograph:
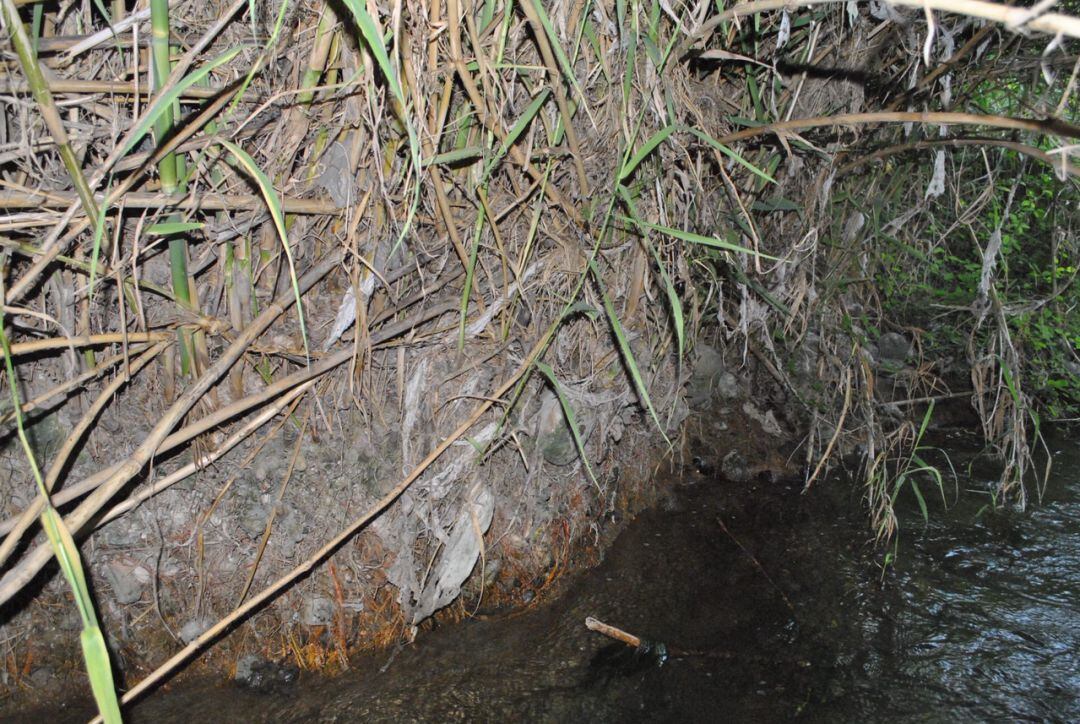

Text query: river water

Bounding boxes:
[13,427,1079,722]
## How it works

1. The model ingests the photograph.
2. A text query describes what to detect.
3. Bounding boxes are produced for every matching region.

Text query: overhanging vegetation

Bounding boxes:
[0,0,1076,717]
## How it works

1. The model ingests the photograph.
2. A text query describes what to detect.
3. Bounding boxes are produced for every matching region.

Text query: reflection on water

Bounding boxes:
[823,427,1080,722]
[18,427,1080,722]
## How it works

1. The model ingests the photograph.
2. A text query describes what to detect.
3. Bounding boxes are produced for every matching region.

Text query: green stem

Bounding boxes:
[150,0,177,194]
[0,305,122,724]
[298,7,337,106]
[150,0,198,375]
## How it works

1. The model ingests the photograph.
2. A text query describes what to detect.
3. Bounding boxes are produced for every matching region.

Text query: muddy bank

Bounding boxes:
[19,426,1079,723]
[0,346,802,715]
[6,424,823,722]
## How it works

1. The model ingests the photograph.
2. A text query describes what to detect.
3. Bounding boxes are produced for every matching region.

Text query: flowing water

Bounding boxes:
[12,427,1079,722]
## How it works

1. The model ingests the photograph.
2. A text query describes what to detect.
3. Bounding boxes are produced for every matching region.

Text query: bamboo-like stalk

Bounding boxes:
[149,0,178,197]
[711,110,1080,149]
[1,0,103,369]
[0,331,171,359]
[149,0,198,375]
[0,237,177,299]
[518,0,590,196]
[297,6,336,106]
[4,37,281,307]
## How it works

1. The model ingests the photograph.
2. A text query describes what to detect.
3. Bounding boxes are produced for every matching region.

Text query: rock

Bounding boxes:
[178,617,213,644]
[2,410,64,462]
[235,653,300,691]
[482,558,502,587]
[536,390,592,466]
[862,344,879,366]
[252,453,273,481]
[58,610,82,631]
[275,510,306,558]
[103,559,148,604]
[99,519,143,547]
[877,332,911,365]
[239,502,269,538]
[317,141,354,208]
[716,371,740,399]
[721,450,752,483]
[688,347,727,409]
[347,434,382,468]
[301,595,335,626]
[666,396,691,434]
[608,413,624,443]
[742,402,785,438]
[686,347,738,410]
[28,667,54,688]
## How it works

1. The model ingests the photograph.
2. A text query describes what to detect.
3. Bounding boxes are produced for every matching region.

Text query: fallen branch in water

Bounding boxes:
[584,617,733,661]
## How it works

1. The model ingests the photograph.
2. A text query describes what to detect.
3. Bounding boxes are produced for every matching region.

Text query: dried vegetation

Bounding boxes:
[0,0,1077,715]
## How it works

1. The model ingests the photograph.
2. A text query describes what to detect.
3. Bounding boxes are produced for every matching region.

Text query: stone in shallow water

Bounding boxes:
[234,654,299,692]
[721,450,752,483]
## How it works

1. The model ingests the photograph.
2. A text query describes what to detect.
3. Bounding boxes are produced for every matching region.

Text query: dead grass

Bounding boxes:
[0,0,1077,715]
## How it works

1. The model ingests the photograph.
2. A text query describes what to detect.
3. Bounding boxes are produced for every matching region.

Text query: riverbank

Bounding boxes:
[18,425,1077,722]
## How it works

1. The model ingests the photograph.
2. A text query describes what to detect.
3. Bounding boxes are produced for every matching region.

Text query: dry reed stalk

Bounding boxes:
[0,0,99,223]
[0,78,223,97]
[838,138,1080,179]
[679,0,1080,59]
[1,0,247,305]
[0,190,341,213]
[715,112,1080,153]
[0,332,171,358]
